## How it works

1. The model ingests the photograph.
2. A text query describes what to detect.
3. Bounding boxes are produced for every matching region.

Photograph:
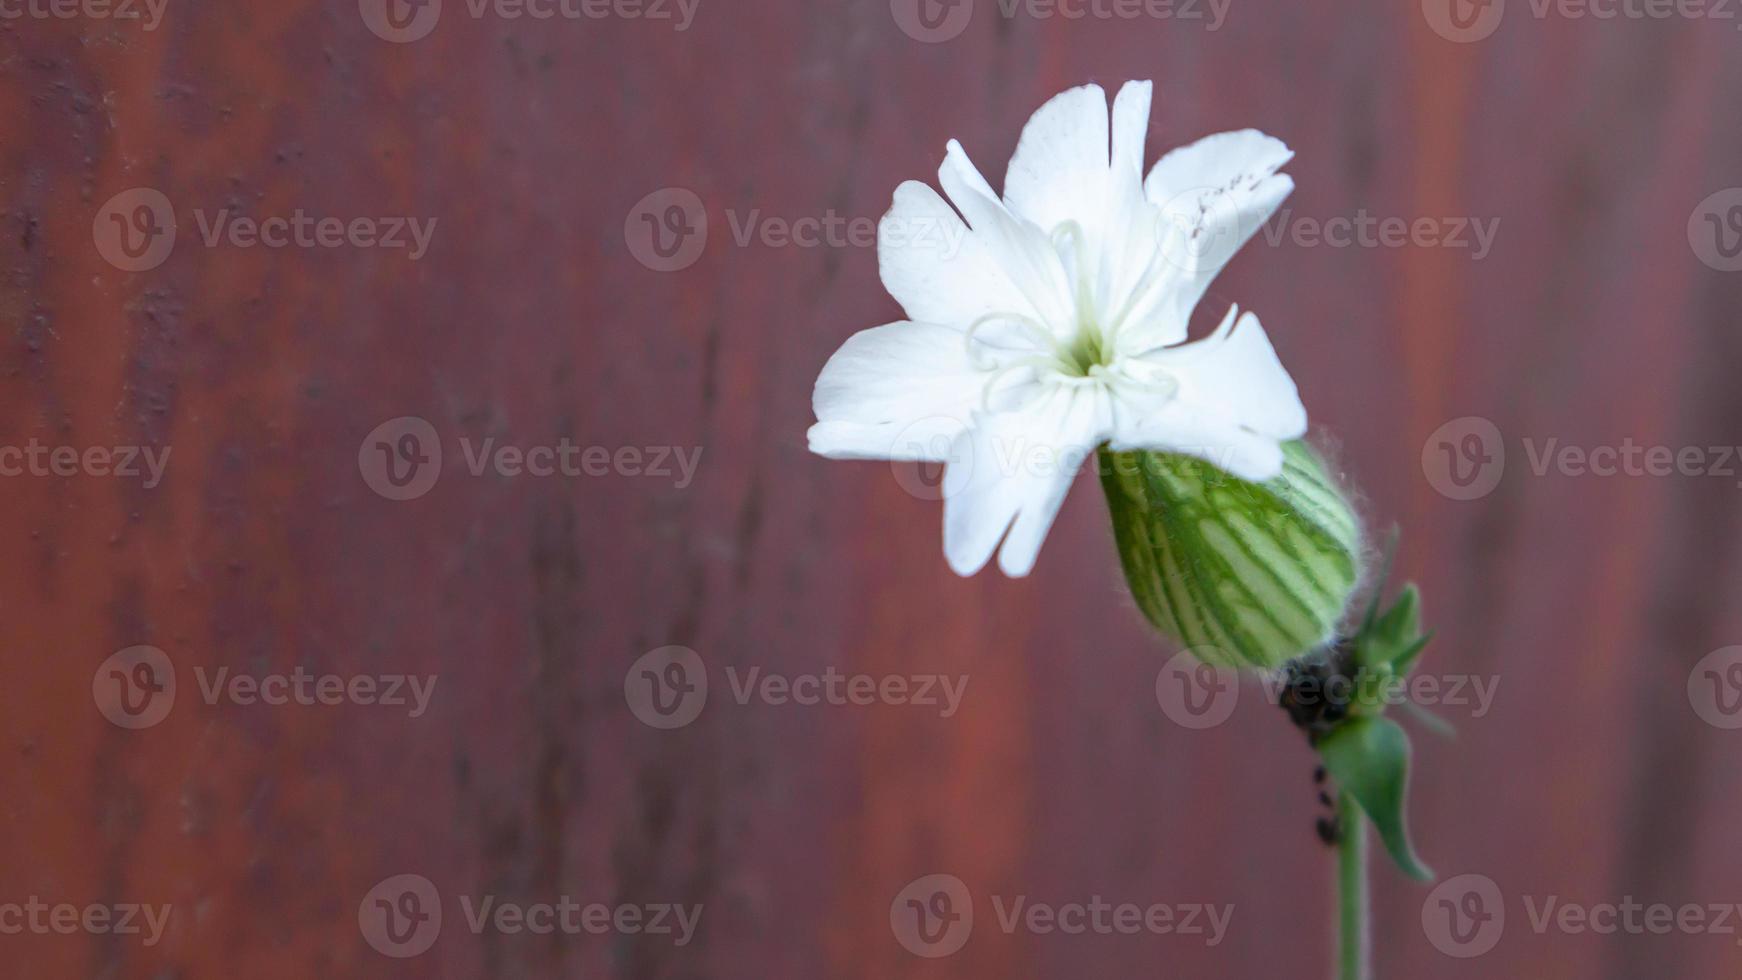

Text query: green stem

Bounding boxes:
[1338,792,1370,980]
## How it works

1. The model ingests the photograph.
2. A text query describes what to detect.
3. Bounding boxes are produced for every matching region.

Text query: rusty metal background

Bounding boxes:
[5,0,1742,976]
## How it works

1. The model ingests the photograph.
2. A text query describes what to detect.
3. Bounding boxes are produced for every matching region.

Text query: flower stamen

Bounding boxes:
[964,311,1063,370]
[978,358,1052,411]
[1104,211,1181,342]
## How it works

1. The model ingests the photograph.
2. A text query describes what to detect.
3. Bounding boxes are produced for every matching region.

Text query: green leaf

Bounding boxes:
[1390,631,1433,677]
[1319,716,1434,881]
[1353,584,1431,675]
[1098,441,1363,671]
[1370,585,1419,655]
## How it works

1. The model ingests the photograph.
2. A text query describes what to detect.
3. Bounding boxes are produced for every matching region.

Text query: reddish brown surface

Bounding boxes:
[5,1,1742,978]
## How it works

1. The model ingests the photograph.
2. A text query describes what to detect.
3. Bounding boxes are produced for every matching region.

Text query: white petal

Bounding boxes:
[1117,130,1295,354]
[1002,84,1110,234]
[808,321,984,460]
[878,181,1036,327]
[1001,82,1158,324]
[941,423,1026,576]
[1108,401,1285,482]
[807,419,967,461]
[941,388,1109,577]
[1100,81,1169,333]
[1145,129,1293,276]
[1108,307,1305,482]
[939,140,1075,330]
[1145,129,1294,204]
[1171,307,1307,440]
[1109,81,1153,182]
[995,387,1110,576]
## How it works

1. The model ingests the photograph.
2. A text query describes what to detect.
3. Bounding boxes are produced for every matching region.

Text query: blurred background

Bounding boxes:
[5,0,1742,976]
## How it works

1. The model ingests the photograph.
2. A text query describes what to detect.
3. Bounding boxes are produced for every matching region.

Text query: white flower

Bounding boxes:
[807,81,1308,578]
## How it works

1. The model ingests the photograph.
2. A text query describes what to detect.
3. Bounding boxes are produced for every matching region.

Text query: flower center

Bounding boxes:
[1060,319,1111,377]
[959,216,1185,409]
[1048,219,1117,378]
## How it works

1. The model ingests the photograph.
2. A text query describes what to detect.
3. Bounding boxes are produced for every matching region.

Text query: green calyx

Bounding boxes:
[1313,576,1438,882]
[1271,536,1438,883]
[1100,442,1440,882]
[1098,440,1363,671]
